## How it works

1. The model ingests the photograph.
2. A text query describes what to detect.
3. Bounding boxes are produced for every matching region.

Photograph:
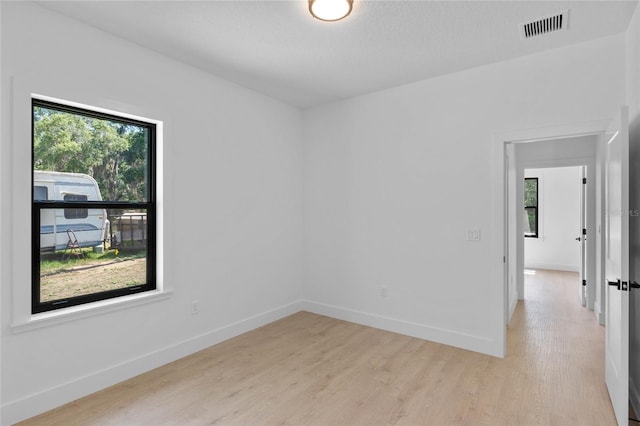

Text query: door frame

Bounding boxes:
[492,119,609,356]
[580,165,588,307]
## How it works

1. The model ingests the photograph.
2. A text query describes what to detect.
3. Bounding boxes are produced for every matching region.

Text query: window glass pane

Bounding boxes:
[38,208,148,304]
[524,207,537,235]
[38,207,109,253]
[107,208,148,250]
[524,178,537,207]
[33,106,149,202]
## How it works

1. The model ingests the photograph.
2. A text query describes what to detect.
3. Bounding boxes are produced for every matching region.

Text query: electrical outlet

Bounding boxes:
[191,300,200,315]
[380,286,388,298]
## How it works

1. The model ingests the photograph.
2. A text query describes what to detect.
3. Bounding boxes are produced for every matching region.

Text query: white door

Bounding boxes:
[605,106,629,426]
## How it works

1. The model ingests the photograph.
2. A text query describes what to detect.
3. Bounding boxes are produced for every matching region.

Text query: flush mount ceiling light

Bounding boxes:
[309,0,353,22]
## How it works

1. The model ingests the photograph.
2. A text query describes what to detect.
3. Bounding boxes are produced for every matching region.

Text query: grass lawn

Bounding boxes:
[40,248,146,275]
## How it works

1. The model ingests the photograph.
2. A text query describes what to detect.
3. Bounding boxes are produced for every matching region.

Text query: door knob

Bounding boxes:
[576,237,582,241]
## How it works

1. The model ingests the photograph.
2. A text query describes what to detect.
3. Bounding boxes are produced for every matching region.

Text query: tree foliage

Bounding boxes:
[524,178,537,207]
[34,107,147,201]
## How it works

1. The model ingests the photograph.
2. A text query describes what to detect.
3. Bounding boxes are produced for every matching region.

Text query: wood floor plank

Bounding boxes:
[17,270,617,425]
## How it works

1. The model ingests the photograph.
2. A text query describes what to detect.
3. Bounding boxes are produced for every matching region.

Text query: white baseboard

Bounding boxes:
[2,301,304,425]
[300,300,499,357]
[630,376,640,420]
[524,263,580,273]
[594,303,605,325]
[508,293,518,324]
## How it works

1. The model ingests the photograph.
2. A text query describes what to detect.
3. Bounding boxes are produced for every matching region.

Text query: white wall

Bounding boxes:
[626,0,640,416]
[1,3,303,424]
[524,167,582,272]
[302,33,625,358]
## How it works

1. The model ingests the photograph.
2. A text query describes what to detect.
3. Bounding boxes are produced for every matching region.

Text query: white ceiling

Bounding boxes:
[38,1,638,109]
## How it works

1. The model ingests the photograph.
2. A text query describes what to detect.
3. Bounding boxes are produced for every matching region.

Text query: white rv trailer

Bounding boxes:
[34,171,109,252]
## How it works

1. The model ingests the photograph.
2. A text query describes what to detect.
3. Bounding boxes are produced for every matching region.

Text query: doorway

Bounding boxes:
[494,111,630,424]
[505,133,602,325]
[523,166,586,304]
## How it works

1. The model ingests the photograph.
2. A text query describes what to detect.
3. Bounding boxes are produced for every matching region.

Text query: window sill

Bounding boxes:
[10,290,172,334]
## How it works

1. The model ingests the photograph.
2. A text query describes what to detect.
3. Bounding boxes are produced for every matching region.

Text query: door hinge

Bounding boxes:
[583,177,587,184]
[582,279,586,286]
[503,256,506,263]
[582,228,587,235]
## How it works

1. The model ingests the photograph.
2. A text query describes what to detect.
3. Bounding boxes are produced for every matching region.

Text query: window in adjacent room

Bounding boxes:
[32,98,156,313]
[524,177,538,238]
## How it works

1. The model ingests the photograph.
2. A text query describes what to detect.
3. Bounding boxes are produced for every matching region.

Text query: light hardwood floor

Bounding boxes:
[18,270,617,425]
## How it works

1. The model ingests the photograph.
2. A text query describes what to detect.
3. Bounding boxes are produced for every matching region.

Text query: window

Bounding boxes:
[34,186,48,201]
[63,194,88,219]
[524,177,538,238]
[32,99,156,313]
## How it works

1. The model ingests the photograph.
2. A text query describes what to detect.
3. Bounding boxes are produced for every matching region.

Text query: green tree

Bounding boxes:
[86,119,130,201]
[34,112,91,173]
[524,178,537,207]
[34,107,147,202]
[120,127,148,201]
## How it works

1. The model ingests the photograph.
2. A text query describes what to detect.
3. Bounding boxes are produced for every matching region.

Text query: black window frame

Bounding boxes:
[31,98,157,314]
[524,177,538,238]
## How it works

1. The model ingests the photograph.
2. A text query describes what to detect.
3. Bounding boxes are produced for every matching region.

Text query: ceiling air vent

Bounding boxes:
[521,10,568,39]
